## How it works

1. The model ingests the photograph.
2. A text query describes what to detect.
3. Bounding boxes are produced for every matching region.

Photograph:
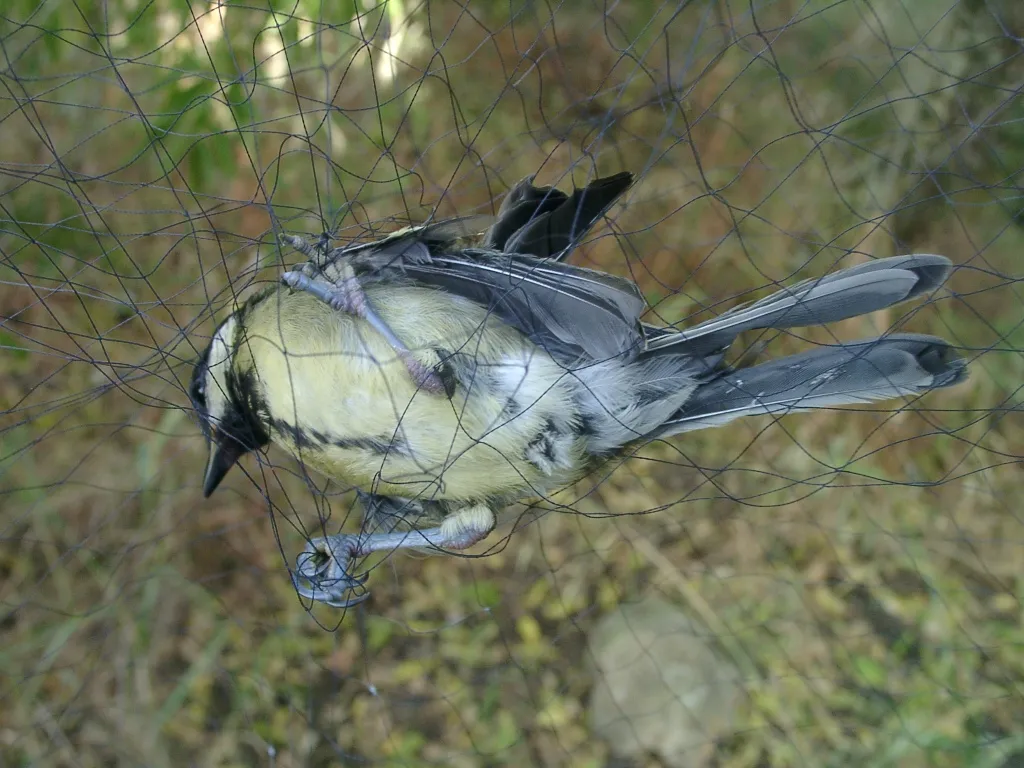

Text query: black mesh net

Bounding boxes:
[2,1,1021,765]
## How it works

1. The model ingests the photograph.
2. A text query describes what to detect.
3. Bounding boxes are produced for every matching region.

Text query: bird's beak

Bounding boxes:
[203,431,244,498]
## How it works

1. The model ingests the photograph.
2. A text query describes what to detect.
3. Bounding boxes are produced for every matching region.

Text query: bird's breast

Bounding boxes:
[246,287,587,501]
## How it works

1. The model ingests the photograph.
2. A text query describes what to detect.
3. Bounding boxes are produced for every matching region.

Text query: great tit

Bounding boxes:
[189,171,967,608]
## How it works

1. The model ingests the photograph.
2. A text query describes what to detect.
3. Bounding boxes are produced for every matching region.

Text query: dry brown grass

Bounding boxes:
[1,1,1022,766]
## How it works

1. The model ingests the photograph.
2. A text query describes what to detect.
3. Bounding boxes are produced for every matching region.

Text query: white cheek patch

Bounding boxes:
[204,316,237,424]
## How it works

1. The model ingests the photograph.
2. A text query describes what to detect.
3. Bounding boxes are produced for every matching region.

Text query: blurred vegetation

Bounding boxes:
[1,0,1021,766]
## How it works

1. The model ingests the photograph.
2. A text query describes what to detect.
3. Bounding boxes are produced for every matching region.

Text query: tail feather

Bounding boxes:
[646,254,952,358]
[654,333,967,437]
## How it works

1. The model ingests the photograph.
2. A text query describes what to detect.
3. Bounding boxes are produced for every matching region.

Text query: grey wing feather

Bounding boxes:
[390,250,648,361]
[653,333,967,437]
[645,255,952,358]
[300,217,648,362]
[482,176,568,252]
[302,174,638,360]
[288,216,494,277]
[337,215,496,256]
[483,172,633,259]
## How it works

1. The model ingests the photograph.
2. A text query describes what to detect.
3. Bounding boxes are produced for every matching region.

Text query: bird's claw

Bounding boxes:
[280,233,332,265]
[292,535,371,608]
[399,351,448,396]
[281,270,361,313]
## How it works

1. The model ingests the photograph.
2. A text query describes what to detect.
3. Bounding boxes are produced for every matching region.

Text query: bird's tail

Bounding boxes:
[645,254,953,359]
[653,333,967,437]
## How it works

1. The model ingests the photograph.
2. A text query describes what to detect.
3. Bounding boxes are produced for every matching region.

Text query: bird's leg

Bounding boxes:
[292,504,497,608]
[280,232,333,264]
[280,260,447,396]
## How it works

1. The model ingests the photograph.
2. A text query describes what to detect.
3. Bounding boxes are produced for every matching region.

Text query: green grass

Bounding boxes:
[1,0,1021,766]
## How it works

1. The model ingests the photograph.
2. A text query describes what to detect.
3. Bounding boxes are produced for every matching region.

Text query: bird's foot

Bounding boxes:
[280,268,367,316]
[280,233,332,264]
[292,534,371,609]
[293,505,497,608]
[398,350,453,397]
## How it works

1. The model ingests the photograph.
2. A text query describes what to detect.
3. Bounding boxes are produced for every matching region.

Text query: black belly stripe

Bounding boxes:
[270,418,405,456]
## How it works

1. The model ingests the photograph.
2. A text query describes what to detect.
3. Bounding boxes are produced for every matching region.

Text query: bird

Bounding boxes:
[189,170,967,608]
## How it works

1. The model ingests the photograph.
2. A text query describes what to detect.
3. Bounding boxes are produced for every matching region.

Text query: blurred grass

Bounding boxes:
[1,0,1022,766]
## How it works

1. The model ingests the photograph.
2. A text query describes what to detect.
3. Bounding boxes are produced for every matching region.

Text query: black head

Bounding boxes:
[190,315,270,497]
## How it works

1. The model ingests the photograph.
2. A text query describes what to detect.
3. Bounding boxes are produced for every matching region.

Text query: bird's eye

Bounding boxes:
[189,365,208,412]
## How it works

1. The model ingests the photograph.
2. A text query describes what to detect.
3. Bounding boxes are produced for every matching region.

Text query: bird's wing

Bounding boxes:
[334,215,496,257]
[482,172,634,260]
[345,235,648,363]
[304,173,642,362]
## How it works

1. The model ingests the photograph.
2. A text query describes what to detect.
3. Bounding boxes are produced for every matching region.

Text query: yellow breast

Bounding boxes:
[239,285,585,501]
